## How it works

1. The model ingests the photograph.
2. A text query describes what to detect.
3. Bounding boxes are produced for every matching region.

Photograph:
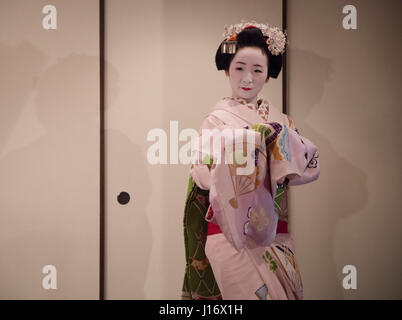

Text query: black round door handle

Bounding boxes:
[117,192,130,205]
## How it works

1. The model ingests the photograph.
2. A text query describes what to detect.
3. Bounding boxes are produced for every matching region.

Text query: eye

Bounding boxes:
[235,67,243,70]
[255,70,262,73]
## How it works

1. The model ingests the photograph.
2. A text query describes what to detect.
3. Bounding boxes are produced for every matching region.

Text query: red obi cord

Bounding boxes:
[207,220,288,236]
[206,205,288,236]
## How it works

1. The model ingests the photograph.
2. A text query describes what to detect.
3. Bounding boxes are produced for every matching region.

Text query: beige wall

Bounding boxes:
[287,0,402,299]
[0,0,100,299]
[105,0,282,300]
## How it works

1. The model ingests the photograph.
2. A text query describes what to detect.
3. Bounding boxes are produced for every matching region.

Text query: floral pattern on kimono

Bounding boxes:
[183,96,320,300]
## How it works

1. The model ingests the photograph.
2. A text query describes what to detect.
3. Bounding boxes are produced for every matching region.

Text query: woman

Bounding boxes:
[182,20,320,300]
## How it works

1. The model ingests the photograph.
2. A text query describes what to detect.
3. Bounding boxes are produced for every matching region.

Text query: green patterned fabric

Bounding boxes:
[182,175,222,300]
[181,175,289,300]
[274,183,289,222]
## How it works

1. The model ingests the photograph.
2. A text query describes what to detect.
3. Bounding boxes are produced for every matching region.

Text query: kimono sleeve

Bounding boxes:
[206,125,277,250]
[268,115,320,194]
[189,114,225,190]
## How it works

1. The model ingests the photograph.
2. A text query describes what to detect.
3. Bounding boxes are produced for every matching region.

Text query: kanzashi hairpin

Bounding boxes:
[221,19,288,56]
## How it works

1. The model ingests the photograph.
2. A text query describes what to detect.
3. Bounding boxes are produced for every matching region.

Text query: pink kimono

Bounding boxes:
[190,96,320,300]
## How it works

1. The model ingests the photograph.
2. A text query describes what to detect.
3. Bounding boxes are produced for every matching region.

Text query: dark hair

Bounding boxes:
[215,27,283,79]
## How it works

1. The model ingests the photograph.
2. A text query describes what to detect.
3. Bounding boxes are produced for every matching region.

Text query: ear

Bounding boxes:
[265,76,270,83]
[225,70,229,77]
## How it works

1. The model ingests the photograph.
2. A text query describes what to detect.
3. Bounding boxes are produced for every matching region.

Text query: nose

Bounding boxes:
[242,71,253,82]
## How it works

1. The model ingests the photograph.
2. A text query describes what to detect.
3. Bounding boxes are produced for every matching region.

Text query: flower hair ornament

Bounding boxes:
[221,20,288,56]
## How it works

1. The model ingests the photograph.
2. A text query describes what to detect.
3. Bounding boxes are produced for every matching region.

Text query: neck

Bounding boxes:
[232,95,258,105]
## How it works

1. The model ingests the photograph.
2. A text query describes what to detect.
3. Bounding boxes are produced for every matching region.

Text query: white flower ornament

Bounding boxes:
[222,20,288,56]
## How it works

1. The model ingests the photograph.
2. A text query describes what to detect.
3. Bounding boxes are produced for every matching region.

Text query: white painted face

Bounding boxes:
[225,47,269,105]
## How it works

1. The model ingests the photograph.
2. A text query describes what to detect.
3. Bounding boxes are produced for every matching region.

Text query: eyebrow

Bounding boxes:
[235,61,263,68]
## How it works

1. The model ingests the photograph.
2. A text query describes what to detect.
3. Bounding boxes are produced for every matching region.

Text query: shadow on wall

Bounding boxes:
[0,42,152,298]
[288,48,368,299]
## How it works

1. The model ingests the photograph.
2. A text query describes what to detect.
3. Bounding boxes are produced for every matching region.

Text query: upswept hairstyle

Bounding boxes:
[215,27,283,79]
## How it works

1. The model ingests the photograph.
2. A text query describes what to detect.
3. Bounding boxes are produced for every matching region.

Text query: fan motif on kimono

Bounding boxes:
[224,140,267,208]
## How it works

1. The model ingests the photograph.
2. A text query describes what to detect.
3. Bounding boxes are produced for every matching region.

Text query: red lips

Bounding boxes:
[241,87,251,91]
